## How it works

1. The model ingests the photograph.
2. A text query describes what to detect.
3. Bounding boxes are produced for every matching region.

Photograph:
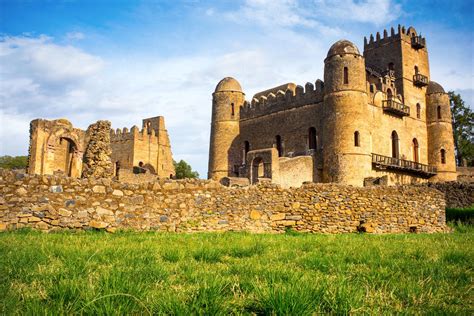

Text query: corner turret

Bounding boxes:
[208,77,245,180]
[322,40,371,185]
[426,81,457,181]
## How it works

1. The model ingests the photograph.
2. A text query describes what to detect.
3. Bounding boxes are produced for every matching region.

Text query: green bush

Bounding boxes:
[446,207,474,224]
[0,155,27,170]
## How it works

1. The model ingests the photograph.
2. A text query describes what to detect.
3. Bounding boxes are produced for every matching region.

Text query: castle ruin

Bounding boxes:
[27,116,175,180]
[208,25,457,187]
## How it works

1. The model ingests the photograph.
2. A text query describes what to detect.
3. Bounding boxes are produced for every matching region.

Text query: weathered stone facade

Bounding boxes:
[0,169,457,234]
[27,116,175,181]
[208,25,457,187]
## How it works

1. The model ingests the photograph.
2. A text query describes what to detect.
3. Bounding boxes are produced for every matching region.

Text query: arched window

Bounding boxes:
[388,62,394,71]
[387,88,393,99]
[412,138,419,163]
[275,135,283,157]
[391,131,399,159]
[243,141,250,163]
[440,149,446,164]
[414,65,419,74]
[308,127,317,150]
[231,103,235,117]
[416,103,421,119]
[437,106,441,119]
[343,67,349,84]
[354,131,360,147]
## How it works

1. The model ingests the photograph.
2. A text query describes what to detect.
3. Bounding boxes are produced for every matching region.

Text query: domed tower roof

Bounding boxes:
[426,81,445,94]
[215,77,243,93]
[326,40,361,58]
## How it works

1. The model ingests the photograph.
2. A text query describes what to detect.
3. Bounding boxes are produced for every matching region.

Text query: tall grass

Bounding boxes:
[0,227,473,314]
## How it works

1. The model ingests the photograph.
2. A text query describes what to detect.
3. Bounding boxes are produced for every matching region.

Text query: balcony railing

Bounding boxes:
[413,74,429,87]
[382,99,410,117]
[372,153,437,177]
[411,36,426,49]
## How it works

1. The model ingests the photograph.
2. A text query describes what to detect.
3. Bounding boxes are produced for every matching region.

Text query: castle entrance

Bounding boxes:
[51,137,79,177]
[251,157,265,184]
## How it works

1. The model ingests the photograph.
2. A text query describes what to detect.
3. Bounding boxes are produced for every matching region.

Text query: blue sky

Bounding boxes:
[1,0,473,177]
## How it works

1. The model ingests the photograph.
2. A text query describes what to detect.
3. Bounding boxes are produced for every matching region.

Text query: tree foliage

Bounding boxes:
[449,92,474,166]
[173,159,199,179]
[0,156,28,170]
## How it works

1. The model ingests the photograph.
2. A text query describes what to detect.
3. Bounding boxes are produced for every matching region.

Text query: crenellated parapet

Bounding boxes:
[364,25,425,51]
[110,125,160,144]
[240,79,324,120]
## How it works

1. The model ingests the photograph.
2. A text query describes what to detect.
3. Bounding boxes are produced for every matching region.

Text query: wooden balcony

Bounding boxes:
[372,153,437,177]
[411,36,426,49]
[382,99,410,117]
[413,74,429,87]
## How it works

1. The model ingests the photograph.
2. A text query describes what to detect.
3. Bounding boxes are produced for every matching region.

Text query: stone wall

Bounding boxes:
[425,181,474,209]
[0,169,449,234]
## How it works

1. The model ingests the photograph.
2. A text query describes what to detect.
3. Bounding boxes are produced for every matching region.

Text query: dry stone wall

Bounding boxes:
[425,182,474,209]
[0,169,450,234]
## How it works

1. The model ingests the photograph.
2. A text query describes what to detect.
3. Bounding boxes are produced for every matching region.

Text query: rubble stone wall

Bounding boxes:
[0,169,450,234]
[425,181,474,208]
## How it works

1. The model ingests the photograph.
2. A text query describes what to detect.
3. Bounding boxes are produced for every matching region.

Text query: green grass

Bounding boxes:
[1,227,473,315]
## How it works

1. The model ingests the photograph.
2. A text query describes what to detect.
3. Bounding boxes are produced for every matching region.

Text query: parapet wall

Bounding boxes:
[364,24,420,50]
[0,169,451,234]
[240,80,324,120]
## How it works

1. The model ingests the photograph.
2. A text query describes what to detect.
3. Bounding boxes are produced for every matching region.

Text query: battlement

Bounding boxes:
[364,25,425,51]
[240,79,324,120]
[110,125,161,144]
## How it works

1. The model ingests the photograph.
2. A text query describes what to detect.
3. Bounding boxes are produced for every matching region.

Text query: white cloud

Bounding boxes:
[65,31,85,41]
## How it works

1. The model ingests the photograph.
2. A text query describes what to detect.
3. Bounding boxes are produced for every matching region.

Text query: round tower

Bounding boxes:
[322,40,371,186]
[426,81,457,181]
[208,77,245,181]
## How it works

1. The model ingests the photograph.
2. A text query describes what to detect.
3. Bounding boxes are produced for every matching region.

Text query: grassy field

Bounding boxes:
[1,224,473,315]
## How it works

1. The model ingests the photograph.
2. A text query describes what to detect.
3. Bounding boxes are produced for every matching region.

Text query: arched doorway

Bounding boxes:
[387,88,393,99]
[391,131,399,159]
[243,141,250,163]
[412,138,419,163]
[53,137,77,177]
[275,135,283,157]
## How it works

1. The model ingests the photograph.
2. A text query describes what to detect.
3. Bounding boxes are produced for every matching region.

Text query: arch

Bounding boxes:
[308,127,317,150]
[416,103,421,119]
[354,131,360,147]
[386,88,393,99]
[412,138,419,163]
[391,131,399,159]
[243,141,250,163]
[275,135,283,157]
[437,106,442,119]
[343,67,349,84]
[440,149,446,164]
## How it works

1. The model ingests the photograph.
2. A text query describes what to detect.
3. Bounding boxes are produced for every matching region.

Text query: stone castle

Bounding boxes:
[27,116,175,180]
[208,25,457,187]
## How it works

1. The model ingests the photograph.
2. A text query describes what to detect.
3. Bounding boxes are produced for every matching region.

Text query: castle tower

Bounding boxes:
[364,26,430,119]
[426,81,457,181]
[322,40,371,186]
[208,77,245,181]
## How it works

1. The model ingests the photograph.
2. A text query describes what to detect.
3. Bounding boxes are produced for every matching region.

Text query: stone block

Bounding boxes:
[50,185,63,193]
[250,210,261,220]
[58,208,72,217]
[270,213,286,221]
[96,206,114,216]
[89,220,108,229]
[15,187,27,196]
[0,223,7,231]
[92,185,106,194]
[112,190,123,197]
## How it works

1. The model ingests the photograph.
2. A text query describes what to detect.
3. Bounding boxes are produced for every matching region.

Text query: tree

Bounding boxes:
[0,156,28,169]
[449,92,474,166]
[173,159,199,179]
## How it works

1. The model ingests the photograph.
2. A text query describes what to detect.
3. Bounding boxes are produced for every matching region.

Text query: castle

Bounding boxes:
[208,25,457,187]
[27,116,175,180]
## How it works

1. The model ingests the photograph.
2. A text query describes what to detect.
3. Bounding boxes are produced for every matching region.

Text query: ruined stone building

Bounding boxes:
[27,116,175,180]
[208,25,457,187]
